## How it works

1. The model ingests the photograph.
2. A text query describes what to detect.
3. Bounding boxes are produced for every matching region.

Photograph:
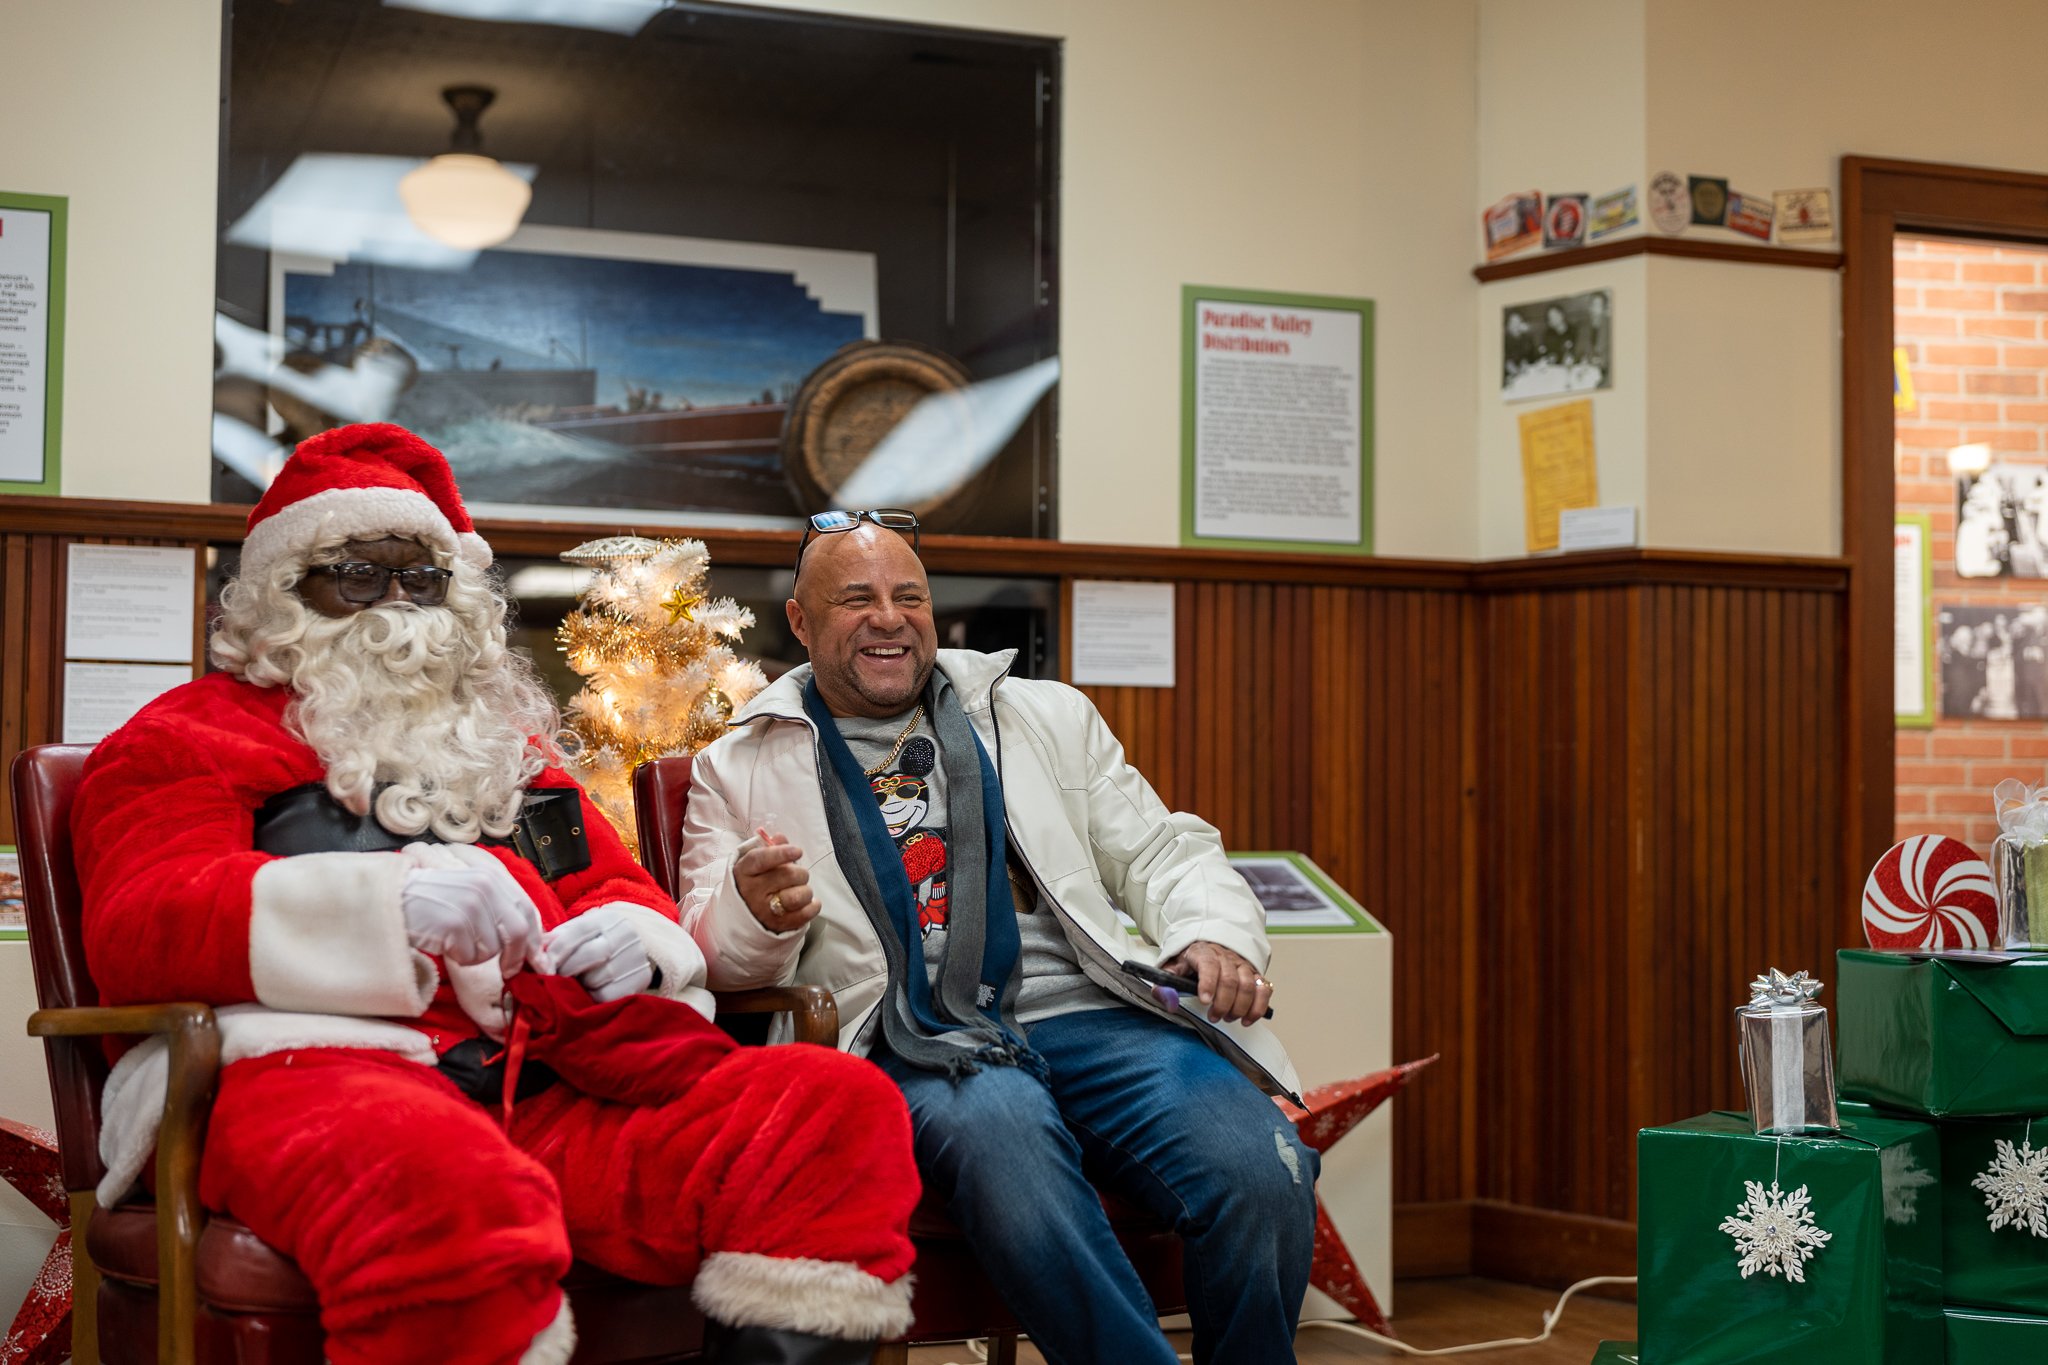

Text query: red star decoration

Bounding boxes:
[1275,1055,1439,1340]
[0,1117,69,1365]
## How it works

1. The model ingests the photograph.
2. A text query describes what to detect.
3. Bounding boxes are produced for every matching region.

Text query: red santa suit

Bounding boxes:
[72,425,918,1365]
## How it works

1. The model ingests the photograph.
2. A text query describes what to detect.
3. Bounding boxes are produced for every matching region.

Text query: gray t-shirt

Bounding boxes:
[834,706,1115,1025]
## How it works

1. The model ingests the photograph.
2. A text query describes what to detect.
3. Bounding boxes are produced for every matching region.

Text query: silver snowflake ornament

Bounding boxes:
[1720,1180,1833,1282]
[1973,1138,2048,1238]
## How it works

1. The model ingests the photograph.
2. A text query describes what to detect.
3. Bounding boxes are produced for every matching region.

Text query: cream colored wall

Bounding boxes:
[10,0,1483,557]
[1636,0,2048,556]
[4,0,222,503]
[1473,0,1646,558]
[1644,259,1839,553]
[748,0,1483,554]
[1477,0,1644,211]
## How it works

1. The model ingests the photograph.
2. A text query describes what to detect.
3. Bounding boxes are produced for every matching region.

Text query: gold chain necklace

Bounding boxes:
[864,705,926,777]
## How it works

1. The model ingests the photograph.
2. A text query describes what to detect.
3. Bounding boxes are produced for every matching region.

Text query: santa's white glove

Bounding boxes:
[400,864,549,974]
[543,906,655,1003]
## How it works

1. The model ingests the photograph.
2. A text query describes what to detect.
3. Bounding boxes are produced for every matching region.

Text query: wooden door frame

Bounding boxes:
[1843,156,2048,910]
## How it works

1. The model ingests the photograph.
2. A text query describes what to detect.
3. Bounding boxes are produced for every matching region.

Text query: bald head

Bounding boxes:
[788,525,938,718]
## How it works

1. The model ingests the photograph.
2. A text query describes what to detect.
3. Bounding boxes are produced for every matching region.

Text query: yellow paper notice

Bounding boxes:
[1518,399,1598,552]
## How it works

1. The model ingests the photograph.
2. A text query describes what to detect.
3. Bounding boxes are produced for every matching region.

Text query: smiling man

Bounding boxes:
[679,514,1320,1365]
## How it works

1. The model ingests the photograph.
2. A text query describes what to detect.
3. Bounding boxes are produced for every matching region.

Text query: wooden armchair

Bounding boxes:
[633,757,1189,1365]
[9,744,835,1365]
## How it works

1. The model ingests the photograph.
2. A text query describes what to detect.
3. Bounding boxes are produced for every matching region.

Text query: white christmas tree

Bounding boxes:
[556,536,766,850]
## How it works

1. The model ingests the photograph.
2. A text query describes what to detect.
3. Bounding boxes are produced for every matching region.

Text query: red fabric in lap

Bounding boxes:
[500,972,736,1109]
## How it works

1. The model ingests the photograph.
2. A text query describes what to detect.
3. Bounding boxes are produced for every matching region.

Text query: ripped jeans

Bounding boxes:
[877,1006,1319,1365]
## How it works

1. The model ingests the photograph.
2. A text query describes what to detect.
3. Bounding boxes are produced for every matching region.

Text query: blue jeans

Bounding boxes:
[877,1007,1319,1365]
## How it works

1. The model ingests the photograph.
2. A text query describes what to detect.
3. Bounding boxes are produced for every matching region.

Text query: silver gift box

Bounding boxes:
[1734,969,1840,1135]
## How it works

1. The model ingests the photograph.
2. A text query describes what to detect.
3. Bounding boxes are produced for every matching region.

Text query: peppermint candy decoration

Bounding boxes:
[1863,835,1996,951]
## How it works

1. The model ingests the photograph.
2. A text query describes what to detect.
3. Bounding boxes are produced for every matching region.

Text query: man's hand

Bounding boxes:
[1160,941,1272,1026]
[400,864,548,973]
[736,828,820,933]
[544,906,654,1002]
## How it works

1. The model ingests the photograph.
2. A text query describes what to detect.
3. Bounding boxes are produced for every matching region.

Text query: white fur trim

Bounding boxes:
[601,900,716,1021]
[96,1004,436,1205]
[249,852,438,1016]
[239,485,487,584]
[691,1253,915,1340]
[520,1298,576,1365]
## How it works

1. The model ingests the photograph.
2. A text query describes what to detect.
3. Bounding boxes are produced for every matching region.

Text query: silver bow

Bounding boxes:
[1746,968,1823,1009]
[1995,778,2048,846]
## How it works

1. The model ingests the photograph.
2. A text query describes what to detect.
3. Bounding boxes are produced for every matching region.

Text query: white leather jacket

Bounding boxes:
[677,648,1299,1094]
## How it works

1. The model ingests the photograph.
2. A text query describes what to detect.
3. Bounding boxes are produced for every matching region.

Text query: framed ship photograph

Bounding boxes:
[264,224,879,527]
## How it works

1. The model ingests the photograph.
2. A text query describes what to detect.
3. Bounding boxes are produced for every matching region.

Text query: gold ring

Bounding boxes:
[768,893,785,915]
[1255,976,1270,988]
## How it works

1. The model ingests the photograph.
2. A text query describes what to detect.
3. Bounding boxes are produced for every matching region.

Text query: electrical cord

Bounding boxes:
[919,1274,1639,1362]
[1293,1276,1639,1357]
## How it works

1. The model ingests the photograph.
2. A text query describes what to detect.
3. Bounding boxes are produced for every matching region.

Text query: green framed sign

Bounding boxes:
[1181,284,1374,554]
[1227,850,1382,935]
[0,845,23,942]
[1896,512,1935,728]
[0,191,66,497]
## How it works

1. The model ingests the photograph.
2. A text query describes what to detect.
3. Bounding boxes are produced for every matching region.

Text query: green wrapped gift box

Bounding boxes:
[1946,1306,2048,1362]
[1836,948,2048,1117]
[1587,1344,1641,1363]
[1842,1100,2048,1316]
[1939,1114,2048,1314]
[1638,1111,1942,1365]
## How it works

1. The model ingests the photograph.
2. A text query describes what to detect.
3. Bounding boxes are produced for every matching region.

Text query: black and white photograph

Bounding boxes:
[1955,463,2048,578]
[1227,854,1365,930]
[1937,603,2048,720]
[1501,288,1611,402]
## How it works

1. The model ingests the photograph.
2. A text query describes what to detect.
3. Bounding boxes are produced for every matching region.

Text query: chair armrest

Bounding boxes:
[710,985,839,1046]
[28,1003,219,1365]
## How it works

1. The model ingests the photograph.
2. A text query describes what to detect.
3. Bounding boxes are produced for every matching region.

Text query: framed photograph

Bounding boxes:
[1226,851,1379,935]
[1937,603,2048,720]
[0,849,24,941]
[268,224,879,528]
[1501,289,1611,402]
[1956,464,2048,578]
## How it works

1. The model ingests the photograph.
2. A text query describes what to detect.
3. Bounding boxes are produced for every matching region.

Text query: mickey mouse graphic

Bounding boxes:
[871,735,949,935]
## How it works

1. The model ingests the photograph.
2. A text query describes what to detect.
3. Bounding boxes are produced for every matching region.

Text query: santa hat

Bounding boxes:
[239,424,492,584]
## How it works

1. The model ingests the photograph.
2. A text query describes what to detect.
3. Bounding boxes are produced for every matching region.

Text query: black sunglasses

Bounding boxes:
[793,509,920,576]
[304,561,454,606]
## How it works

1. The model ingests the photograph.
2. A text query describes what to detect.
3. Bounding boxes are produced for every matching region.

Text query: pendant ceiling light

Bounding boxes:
[399,85,532,249]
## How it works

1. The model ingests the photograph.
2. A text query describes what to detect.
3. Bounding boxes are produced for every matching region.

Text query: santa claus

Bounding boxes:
[71,424,919,1365]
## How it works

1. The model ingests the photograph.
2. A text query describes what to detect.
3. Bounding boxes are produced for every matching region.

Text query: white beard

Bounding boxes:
[210,557,559,842]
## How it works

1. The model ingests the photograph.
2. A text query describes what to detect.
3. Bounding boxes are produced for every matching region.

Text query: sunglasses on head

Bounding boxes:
[793,509,920,576]
[304,561,454,606]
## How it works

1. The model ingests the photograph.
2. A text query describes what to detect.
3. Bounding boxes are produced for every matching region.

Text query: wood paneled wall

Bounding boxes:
[1074,563,1850,1234]
[0,497,1853,1268]
[1077,580,1480,1207]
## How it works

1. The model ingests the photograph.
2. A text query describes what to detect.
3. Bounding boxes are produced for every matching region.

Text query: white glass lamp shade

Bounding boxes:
[398,153,532,249]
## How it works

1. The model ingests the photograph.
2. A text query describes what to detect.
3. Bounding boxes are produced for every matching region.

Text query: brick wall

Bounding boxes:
[1895,236,2048,853]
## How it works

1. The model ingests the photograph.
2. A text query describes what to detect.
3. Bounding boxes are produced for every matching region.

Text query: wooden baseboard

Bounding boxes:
[1395,1200,1636,1300]
[1391,1201,1473,1278]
